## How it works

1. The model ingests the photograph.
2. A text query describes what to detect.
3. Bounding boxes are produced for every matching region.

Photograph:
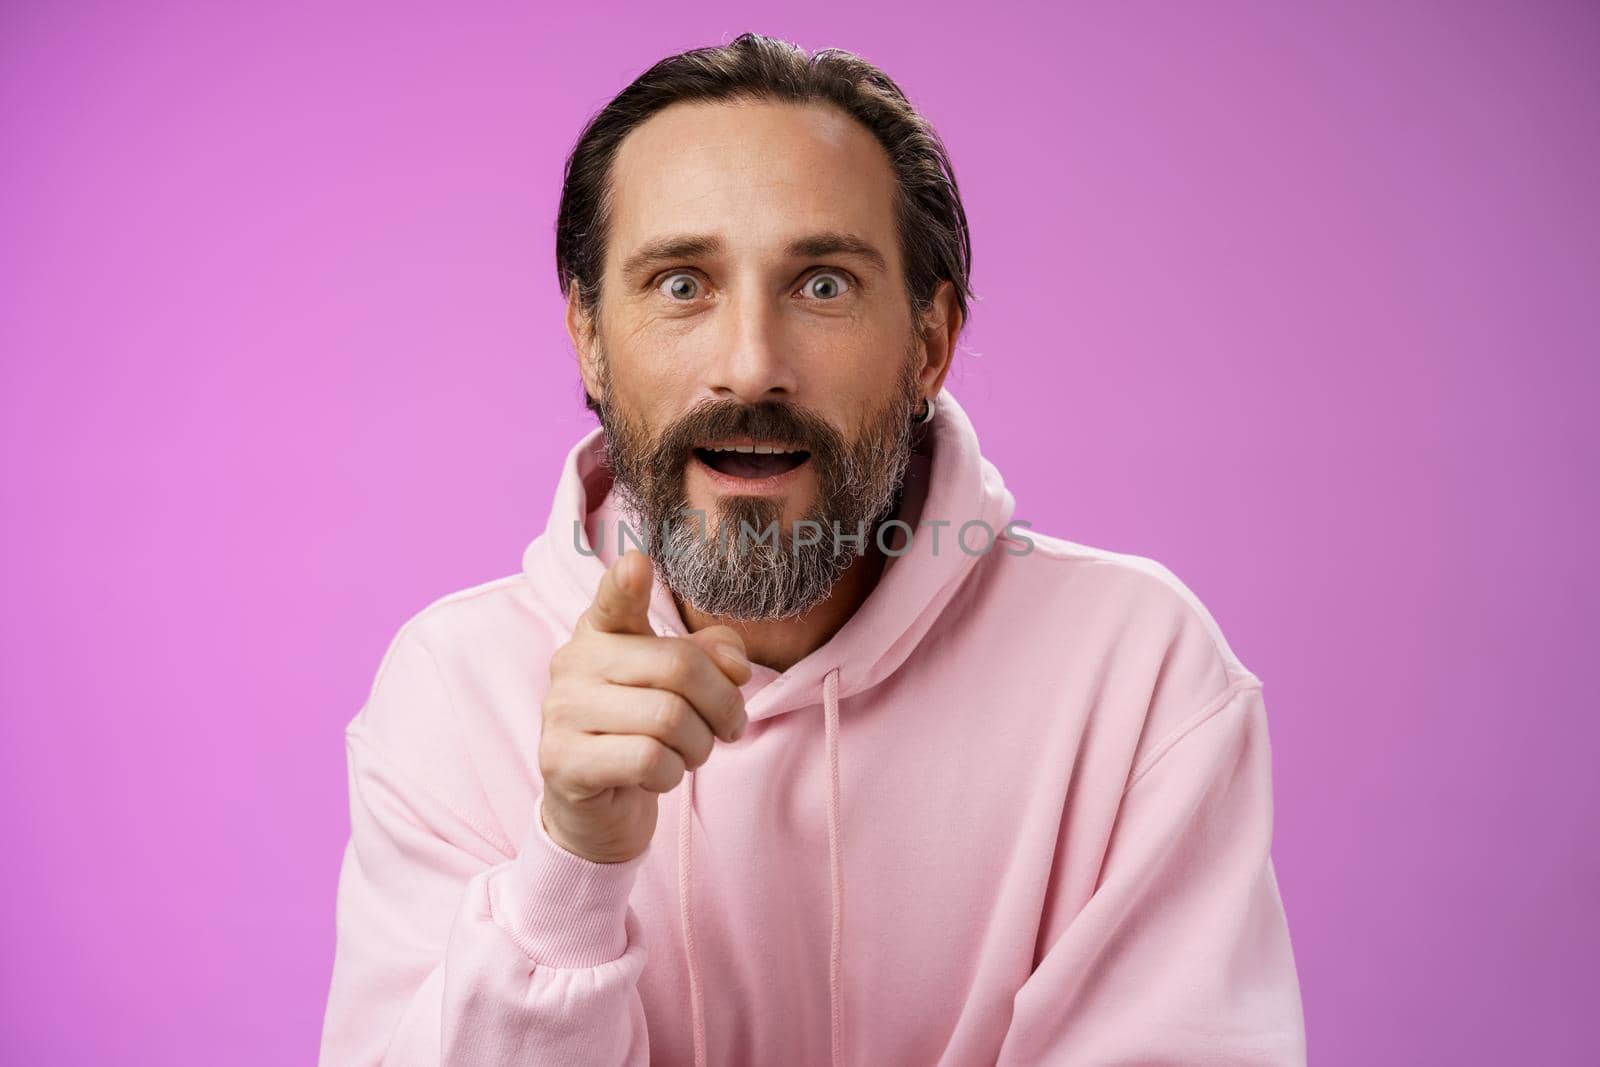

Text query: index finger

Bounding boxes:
[579,549,656,637]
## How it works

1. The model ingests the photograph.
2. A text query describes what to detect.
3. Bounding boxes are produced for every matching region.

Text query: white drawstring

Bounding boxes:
[678,665,846,1066]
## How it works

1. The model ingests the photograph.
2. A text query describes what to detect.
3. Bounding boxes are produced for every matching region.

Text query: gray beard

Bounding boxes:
[647,441,912,621]
[601,399,920,621]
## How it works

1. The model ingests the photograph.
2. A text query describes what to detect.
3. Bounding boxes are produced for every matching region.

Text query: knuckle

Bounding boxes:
[548,641,578,676]
[595,587,622,620]
[651,692,689,732]
[687,732,714,769]
[536,733,565,782]
[663,643,700,688]
[633,736,665,779]
[541,687,578,728]
[662,764,686,791]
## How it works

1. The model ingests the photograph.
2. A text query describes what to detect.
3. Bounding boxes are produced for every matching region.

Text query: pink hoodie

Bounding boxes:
[319,387,1306,1065]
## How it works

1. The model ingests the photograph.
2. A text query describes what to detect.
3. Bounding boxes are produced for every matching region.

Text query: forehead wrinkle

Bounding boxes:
[607,104,901,286]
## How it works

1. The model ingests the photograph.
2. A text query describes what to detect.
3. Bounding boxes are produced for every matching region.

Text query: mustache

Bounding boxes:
[650,399,846,467]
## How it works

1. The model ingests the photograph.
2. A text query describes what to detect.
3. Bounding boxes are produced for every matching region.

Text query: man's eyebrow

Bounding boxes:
[783,231,889,275]
[620,234,723,283]
[619,231,890,283]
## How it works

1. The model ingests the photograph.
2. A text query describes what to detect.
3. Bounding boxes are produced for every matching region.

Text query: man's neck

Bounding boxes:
[674,543,890,673]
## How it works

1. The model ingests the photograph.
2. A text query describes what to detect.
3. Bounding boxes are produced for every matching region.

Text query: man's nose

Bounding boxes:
[702,289,799,405]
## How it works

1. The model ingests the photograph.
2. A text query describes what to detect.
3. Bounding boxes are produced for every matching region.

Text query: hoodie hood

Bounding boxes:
[521,384,1016,722]
[520,385,1014,1066]
[321,385,1306,1066]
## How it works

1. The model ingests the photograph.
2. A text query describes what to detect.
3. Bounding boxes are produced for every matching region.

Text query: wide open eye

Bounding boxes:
[800,271,851,300]
[658,273,701,301]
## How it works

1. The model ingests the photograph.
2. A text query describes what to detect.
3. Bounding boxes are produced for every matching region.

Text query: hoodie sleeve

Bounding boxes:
[995,680,1307,1066]
[318,627,652,1066]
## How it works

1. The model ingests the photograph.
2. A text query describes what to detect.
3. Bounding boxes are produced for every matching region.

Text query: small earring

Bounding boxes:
[917,395,936,424]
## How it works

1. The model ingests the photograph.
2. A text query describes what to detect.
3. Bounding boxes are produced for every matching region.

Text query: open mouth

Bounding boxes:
[692,443,812,480]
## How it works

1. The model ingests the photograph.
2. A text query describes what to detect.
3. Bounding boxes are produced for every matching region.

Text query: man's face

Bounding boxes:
[570,99,947,619]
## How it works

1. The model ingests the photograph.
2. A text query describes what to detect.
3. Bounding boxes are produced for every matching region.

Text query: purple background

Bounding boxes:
[3,3,1595,1063]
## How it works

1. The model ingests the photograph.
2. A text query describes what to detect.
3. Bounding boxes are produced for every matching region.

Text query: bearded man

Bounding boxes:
[320,33,1306,1067]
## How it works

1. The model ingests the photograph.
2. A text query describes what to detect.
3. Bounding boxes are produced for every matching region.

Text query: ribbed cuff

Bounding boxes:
[488,794,648,968]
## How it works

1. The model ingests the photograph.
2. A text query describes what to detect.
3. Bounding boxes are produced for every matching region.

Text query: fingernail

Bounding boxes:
[713,642,749,670]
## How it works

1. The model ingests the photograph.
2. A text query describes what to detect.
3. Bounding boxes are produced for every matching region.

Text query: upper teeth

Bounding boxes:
[707,445,793,454]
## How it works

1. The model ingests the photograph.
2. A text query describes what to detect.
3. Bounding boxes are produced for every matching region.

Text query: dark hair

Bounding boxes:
[555,32,975,362]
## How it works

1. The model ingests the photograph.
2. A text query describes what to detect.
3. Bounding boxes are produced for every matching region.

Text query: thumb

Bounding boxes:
[683,624,753,686]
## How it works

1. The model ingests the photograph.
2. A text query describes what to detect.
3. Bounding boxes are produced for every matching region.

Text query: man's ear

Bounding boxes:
[916,279,962,398]
[565,279,603,404]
